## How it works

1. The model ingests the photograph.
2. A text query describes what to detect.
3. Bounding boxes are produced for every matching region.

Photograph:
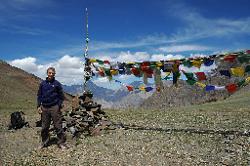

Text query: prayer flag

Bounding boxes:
[246,77,250,83]
[139,86,145,91]
[245,65,250,73]
[192,59,202,68]
[195,72,206,81]
[224,55,237,62]
[145,87,153,92]
[230,67,245,77]
[98,70,105,77]
[182,60,192,68]
[110,69,118,75]
[104,60,110,64]
[220,70,231,77]
[104,68,111,76]
[131,67,141,76]
[214,86,225,90]
[237,54,250,63]
[89,59,97,63]
[186,79,196,85]
[115,80,122,84]
[183,72,195,80]
[156,61,163,67]
[226,83,237,93]
[237,80,246,87]
[118,68,125,75]
[126,85,134,91]
[203,58,214,66]
[205,85,215,91]
[96,59,104,65]
[195,82,206,88]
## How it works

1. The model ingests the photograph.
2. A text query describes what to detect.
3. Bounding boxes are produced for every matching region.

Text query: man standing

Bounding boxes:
[37,67,67,149]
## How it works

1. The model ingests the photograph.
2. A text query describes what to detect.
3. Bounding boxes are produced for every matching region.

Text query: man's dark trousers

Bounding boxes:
[41,105,66,145]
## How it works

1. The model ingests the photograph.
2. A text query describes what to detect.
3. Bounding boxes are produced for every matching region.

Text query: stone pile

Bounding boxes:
[62,92,113,137]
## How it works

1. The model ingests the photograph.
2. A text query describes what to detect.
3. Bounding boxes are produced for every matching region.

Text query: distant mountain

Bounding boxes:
[62,81,118,101]
[62,80,154,109]
[62,81,148,102]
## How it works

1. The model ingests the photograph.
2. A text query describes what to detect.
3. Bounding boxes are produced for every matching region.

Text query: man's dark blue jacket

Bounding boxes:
[37,77,64,108]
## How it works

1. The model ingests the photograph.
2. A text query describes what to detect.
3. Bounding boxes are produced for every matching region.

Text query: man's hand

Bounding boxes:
[37,107,42,114]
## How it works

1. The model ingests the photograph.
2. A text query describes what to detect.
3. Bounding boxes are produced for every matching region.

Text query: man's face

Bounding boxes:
[47,69,55,80]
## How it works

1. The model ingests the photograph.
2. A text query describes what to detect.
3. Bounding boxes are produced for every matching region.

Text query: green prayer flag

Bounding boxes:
[186,79,196,85]
[237,79,246,87]
[237,54,250,63]
[97,59,104,64]
[182,60,193,68]
[104,68,111,76]
[163,76,171,80]
[184,72,194,80]
[245,65,250,73]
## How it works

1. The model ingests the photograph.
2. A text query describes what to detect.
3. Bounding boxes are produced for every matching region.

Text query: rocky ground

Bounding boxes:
[1,104,250,165]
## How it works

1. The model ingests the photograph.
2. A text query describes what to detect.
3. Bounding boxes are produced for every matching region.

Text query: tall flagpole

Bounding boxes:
[83,8,90,92]
[84,8,89,59]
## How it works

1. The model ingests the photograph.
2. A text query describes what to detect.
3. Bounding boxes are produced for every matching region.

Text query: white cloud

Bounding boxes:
[9,57,39,72]
[150,54,184,61]
[166,1,250,42]
[114,51,150,62]
[58,55,82,69]
[9,55,84,85]
[159,45,210,53]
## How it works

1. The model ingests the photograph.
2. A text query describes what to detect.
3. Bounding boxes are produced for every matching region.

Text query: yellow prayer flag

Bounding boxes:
[156,62,163,67]
[195,82,206,88]
[230,67,245,77]
[165,72,171,75]
[246,77,250,83]
[89,59,97,63]
[127,62,135,65]
[139,86,145,91]
[192,59,202,68]
[110,69,118,75]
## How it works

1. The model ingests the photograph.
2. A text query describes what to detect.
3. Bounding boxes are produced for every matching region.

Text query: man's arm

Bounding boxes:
[57,81,65,108]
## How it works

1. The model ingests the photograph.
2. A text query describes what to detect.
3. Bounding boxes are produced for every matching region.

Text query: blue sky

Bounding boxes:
[1,0,250,88]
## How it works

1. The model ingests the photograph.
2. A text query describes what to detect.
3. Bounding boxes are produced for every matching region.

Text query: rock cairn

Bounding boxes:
[62,91,114,137]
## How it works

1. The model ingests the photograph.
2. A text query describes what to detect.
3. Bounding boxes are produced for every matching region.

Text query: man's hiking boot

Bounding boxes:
[38,139,49,149]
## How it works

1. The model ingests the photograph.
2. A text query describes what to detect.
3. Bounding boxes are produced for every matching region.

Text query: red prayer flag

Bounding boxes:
[103,60,110,64]
[246,50,250,54]
[126,85,134,91]
[226,83,237,93]
[195,72,206,81]
[141,62,150,66]
[224,55,237,62]
[98,70,105,77]
[141,66,149,72]
[131,67,141,76]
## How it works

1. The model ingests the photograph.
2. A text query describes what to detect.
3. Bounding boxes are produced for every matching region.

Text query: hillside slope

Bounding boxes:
[0,60,72,110]
[141,75,250,110]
